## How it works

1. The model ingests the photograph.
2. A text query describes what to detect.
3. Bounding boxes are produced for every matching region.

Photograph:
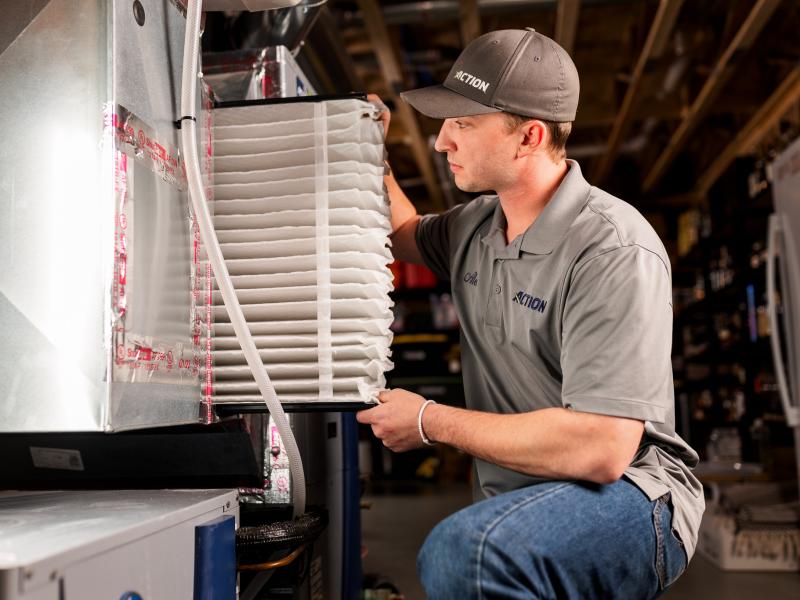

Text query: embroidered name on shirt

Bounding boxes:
[463,271,479,286]
[453,71,490,93]
[513,291,547,313]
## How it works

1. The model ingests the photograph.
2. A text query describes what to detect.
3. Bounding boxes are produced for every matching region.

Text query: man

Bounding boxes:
[357,28,704,599]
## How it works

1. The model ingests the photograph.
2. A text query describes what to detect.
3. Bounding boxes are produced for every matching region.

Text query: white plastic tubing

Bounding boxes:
[180,0,306,517]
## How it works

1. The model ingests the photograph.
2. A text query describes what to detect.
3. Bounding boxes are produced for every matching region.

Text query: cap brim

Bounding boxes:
[400,85,500,119]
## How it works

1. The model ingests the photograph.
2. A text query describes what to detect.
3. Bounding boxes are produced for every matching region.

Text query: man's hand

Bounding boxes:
[357,388,427,452]
[367,93,390,137]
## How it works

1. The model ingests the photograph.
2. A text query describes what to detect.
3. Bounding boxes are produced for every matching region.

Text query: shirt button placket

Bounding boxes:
[485,258,503,327]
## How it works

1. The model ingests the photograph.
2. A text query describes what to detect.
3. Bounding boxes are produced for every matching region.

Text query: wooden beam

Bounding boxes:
[648,191,705,209]
[554,0,580,56]
[459,0,481,46]
[590,0,684,184]
[696,66,800,195]
[642,0,781,193]
[357,0,445,209]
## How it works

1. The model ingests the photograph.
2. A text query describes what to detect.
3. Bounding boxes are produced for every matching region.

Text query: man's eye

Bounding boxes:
[455,121,467,129]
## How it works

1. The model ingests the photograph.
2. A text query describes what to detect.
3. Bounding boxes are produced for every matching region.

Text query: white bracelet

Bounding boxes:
[418,399,437,446]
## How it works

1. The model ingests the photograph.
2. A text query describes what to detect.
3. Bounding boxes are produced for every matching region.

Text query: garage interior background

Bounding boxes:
[0,0,798,598]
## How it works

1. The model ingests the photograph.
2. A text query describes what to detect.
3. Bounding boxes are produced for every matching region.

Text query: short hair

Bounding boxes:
[502,113,572,162]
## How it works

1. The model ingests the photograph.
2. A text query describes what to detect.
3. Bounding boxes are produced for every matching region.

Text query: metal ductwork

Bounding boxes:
[241,0,327,52]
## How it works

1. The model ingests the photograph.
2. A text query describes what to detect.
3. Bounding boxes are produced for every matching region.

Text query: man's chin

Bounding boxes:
[454,179,491,194]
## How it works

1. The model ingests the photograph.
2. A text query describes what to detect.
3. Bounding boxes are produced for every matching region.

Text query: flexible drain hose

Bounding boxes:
[180,0,306,517]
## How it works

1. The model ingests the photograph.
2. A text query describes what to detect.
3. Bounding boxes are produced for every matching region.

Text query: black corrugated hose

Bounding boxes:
[237,506,329,565]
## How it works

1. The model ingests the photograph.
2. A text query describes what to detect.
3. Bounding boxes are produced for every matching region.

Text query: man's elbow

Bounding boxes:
[587,460,628,485]
[583,452,632,485]
[583,417,643,484]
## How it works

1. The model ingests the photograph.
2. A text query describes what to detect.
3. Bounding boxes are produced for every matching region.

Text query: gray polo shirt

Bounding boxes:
[415,160,705,557]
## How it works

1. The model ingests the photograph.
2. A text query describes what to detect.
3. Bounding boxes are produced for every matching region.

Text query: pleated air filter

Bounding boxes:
[210,97,394,408]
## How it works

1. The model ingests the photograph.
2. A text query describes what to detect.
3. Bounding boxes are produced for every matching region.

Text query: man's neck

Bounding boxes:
[498,159,569,244]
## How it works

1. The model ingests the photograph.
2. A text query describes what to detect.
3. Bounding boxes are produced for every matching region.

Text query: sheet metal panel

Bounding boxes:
[0,0,204,432]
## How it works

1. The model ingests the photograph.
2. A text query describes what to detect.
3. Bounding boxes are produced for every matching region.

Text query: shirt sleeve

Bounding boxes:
[414,202,469,282]
[560,245,673,424]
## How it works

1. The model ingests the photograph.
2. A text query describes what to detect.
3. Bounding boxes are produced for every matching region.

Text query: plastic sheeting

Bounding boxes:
[210,98,393,406]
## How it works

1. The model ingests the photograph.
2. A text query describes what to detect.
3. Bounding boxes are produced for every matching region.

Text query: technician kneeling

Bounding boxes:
[358,28,704,600]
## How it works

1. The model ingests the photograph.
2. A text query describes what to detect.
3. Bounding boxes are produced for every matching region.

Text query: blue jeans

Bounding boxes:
[418,478,687,599]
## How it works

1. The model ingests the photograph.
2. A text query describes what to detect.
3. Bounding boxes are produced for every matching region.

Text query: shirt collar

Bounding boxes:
[481,160,592,257]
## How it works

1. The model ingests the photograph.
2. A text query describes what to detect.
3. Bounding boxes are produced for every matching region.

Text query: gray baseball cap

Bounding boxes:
[401,28,579,121]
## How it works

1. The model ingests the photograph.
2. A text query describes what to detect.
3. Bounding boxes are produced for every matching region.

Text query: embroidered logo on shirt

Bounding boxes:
[463,271,479,286]
[512,291,547,313]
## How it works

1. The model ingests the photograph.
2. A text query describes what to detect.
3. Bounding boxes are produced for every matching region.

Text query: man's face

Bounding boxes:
[433,112,520,194]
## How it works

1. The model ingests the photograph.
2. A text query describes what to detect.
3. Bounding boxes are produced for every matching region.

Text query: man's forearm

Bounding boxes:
[423,403,644,484]
[385,162,424,263]
[385,161,418,233]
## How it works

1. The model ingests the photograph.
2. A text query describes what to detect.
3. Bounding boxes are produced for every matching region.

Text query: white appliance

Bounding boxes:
[0,489,238,600]
[767,135,800,493]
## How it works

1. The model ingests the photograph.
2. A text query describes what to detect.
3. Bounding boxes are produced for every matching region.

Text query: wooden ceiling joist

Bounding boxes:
[459,0,482,47]
[696,66,800,195]
[589,0,684,184]
[649,191,704,209]
[642,0,782,193]
[554,0,580,56]
[356,0,445,209]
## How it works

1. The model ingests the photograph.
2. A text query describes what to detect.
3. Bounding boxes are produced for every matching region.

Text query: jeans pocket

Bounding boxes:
[652,495,687,591]
[663,527,687,588]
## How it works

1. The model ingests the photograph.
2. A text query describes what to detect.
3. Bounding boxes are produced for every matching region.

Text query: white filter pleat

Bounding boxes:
[214,209,389,231]
[214,112,378,140]
[213,333,390,350]
[225,268,392,290]
[213,344,386,365]
[211,98,393,405]
[214,143,384,173]
[213,191,388,217]
[213,376,375,394]
[214,119,383,155]
[213,99,374,127]
[212,299,393,322]
[219,233,391,260]
[214,359,388,380]
[212,283,392,305]
[213,173,383,200]
[214,161,384,185]
[212,394,369,405]
[212,318,393,337]
[224,252,390,276]
[216,225,385,244]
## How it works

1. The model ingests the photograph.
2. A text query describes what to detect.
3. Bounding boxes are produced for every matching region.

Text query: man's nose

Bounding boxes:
[434,123,453,153]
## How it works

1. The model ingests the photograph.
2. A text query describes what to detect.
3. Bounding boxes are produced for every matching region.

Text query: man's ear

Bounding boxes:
[517,120,547,158]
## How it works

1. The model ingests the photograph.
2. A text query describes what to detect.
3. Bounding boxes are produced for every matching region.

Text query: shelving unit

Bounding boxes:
[671,168,797,482]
